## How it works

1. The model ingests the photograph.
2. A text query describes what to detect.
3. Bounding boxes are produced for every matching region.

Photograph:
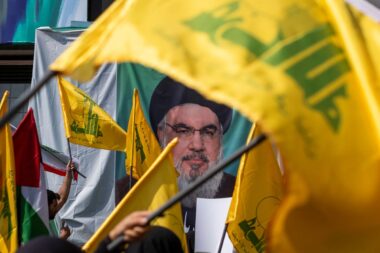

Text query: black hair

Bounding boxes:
[47,189,59,205]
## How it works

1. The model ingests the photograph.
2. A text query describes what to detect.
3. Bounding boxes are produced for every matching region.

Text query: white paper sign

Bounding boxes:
[195,197,234,253]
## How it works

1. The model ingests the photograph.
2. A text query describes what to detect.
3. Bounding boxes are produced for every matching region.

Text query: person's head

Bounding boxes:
[47,189,60,220]
[17,236,82,253]
[149,77,232,207]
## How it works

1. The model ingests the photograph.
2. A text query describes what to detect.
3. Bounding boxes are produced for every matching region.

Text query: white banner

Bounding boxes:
[29,27,118,246]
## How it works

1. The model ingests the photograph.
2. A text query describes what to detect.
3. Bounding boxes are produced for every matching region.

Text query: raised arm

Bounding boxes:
[56,161,74,212]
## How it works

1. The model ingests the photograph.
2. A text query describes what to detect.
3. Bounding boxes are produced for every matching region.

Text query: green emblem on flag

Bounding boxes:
[185,2,349,132]
[134,125,146,163]
[239,217,265,253]
[70,88,103,137]
[1,191,12,239]
[265,24,349,132]
[183,1,282,58]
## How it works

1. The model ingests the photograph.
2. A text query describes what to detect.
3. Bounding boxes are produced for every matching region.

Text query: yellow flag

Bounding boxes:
[57,76,127,151]
[227,124,283,253]
[125,89,161,179]
[82,138,187,253]
[51,1,380,251]
[270,2,380,252]
[0,91,18,252]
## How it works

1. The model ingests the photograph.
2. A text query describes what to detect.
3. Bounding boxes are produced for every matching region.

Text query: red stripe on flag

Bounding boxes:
[43,163,66,176]
[43,163,79,181]
[13,109,41,187]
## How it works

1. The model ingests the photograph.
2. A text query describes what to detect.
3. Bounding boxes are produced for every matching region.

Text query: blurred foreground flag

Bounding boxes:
[50,1,380,251]
[227,124,283,253]
[57,76,126,151]
[0,91,18,253]
[83,138,187,253]
[125,89,161,179]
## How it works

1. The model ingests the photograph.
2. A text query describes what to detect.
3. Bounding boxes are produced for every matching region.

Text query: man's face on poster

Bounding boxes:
[149,77,232,208]
[158,103,222,175]
[157,103,223,207]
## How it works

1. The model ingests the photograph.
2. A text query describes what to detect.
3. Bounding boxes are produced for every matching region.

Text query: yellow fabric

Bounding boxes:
[0,91,18,252]
[125,89,161,179]
[51,0,380,251]
[226,124,283,253]
[57,76,127,151]
[82,138,187,253]
[353,7,380,89]
[269,2,380,252]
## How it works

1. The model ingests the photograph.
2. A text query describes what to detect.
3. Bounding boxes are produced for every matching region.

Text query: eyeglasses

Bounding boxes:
[164,123,220,141]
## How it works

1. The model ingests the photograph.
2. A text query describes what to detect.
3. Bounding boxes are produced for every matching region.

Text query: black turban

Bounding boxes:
[149,77,232,136]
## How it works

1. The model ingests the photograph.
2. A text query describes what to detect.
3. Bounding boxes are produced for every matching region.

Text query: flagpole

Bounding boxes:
[66,138,74,179]
[217,224,228,253]
[107,134,267,251]
[129,166,133,190]
[127,89,136,190]
[129,111,134,190]
[129,92,137,191]
[0,70,56,129]
[67,138,73,160]
[66,138,87,179]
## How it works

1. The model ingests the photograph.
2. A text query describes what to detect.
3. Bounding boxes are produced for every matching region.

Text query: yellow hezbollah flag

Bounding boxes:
[227,124,283,253]
[51,1,380,251]
[269,1,380,252]
[0,91,18,253]
[57,76,127,151]
[82,138,187,253]
[126,89,161,179]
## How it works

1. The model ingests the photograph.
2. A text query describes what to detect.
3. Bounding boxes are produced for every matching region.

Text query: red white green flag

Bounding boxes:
[13,109,50,244]
[41,145,79,180]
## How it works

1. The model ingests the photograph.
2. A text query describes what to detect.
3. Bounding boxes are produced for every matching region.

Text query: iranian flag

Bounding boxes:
[41,145,79,180]
[13,109,50,244]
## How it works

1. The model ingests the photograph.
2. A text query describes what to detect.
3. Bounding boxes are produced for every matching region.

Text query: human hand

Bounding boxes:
[66,161,75,172]
[109,211,150,242]
[59,221,71,240]
[66,161,75,178]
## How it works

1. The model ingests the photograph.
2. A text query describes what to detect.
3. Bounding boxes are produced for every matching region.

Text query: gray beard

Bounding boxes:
[176,161,224,208]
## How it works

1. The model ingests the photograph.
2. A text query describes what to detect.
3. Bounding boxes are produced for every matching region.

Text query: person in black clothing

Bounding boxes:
[17,211,183,253]
[116,76,235,252]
